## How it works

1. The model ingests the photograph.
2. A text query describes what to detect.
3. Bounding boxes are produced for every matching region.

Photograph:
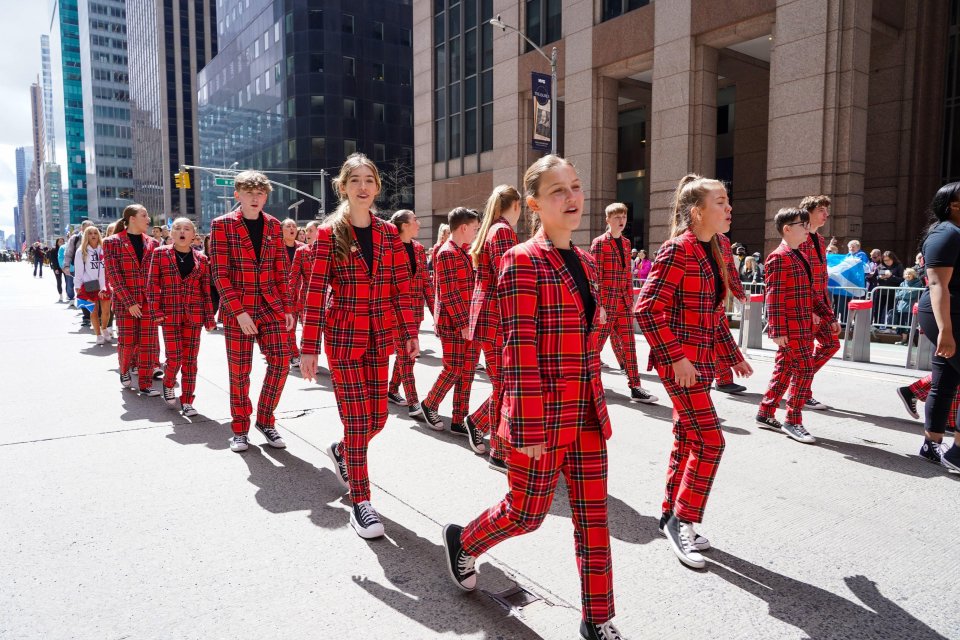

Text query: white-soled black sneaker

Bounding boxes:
[488,455,508,474]
[421,403,445,431]
[897,386,919,420]
[152,367,165,380]
[327,441,349,489]
[781,422,816,444]
[120,372,132,388]
[387,391,405,406]
[139,387,161,397]
[460,417,487,454]
[256,423,286,449]
[442,523,477,591]
[630,387,658,404]
[580,619,627,640]
[755,414,783,432]
[658,512,710,550]
[919,439,946,466]
[181,403,198,417]
[229,435,249,452]
[663,514,706,569]
[408,402,424,419]
[162,385,177,407]
[805,397,830,410]
[351,500,385,539]
[289,356,301,369]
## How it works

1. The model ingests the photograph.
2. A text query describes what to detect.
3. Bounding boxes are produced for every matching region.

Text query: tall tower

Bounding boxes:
[54,0,88,225]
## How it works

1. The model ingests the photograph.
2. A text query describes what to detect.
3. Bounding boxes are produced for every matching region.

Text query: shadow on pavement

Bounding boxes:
[240,445,349,529]
[815,436,960,481]
[353,515,548,640]
[548,479,661,546]
[708,548,949,640]
[603,390,675,424]
[166,414,231,450]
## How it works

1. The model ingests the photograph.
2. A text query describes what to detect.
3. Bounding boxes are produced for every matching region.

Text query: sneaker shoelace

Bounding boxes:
[334,445,349,480]
[794,424,811,437]
[469,422,484,447]
[261,427,281,441]
[456,549,476,577]
[182,404,194,413]
[636,388,651,399]
[356,502,380,527]
[679,522,700,554]
[596,620,624,640]
[232,436,247,446]
[163,387,176,400]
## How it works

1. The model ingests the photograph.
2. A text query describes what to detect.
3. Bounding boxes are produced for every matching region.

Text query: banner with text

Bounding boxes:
[532,72,552,152]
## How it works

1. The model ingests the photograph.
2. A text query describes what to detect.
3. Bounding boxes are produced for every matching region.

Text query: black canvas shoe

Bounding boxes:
[139,387,161,397]
[580,619,627,640]
[488,455,508,474]
[461,417,487,454]
[229,435,249,453]
[162,385,177,406]
[658,512,710,550]
[920,439,945,466]
[805,397,830,410]
[327,441,349,489]
[755,414,783,432]
[715,382,747,394]
[442,524,477,591]
[387,391,405,406]
[350,500,385,539]
[120,372,132,388]
[256,423,287,449]
[152,367,165,380]
[663,514,706,569]
[421,403,445,431]
[897,386,919,420]
[630,387,658,404]
[781,422,816,444]
[942,444,960,472]
[408,402,424,419]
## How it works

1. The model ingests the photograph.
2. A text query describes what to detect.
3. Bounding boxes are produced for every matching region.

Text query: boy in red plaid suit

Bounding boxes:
[756,208,838,444]
[290,221,319,369]
[443,156,628,640]
[421,207,481,432]
[281,218,306,368]
[209,171,296,453]
[591,202,658,405]
[103,204,161,394]
[146,218,215,417]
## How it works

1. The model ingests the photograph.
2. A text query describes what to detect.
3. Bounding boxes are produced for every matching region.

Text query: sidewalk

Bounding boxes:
[0,262,955,640]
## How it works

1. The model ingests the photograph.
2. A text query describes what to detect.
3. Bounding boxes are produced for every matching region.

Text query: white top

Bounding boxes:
[74,246,106,293]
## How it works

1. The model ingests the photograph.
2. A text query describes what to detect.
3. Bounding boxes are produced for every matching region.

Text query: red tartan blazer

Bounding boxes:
[799,231,831,307]
[590,231,634,315]
[208,211,291,324]
[291,242,314,315]
[764,241,835,341]
[300,217,416,361]
[103,230,159,311]
[497,230,612,450]
[717,233,746,301]
[468,219,518,344]
[145,246,215,327]
[634,230,744,375]
[433,239,475,339]
[398,239,433,326]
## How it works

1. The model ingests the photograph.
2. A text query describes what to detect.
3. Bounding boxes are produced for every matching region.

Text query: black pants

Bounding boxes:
[918,309,960,434]
[33,258,43,276]
[53,270,63,295]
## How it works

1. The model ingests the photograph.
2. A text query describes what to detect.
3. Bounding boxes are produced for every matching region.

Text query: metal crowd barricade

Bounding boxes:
[870,285,923,335]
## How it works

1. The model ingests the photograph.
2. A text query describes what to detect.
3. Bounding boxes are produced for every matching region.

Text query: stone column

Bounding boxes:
[489,0,525,202]
[648,0,718,250]
[411,0,434,244]
[765,0,872,253]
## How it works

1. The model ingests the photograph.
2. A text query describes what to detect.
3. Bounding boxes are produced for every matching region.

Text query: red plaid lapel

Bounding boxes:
[230,211,259,264]
[371,217,385,277]
[534,230,588,324]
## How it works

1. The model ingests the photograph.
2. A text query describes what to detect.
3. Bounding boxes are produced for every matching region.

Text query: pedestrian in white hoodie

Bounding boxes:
[74,226,112,345]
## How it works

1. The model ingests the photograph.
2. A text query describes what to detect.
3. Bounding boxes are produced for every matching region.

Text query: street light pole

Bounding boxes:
[489,14,559,155]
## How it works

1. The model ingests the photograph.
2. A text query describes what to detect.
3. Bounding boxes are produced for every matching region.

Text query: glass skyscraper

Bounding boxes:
[55,0,87,224]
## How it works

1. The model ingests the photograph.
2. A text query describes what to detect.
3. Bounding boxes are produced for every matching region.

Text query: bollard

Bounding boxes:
[741,293,764,349]
[905,302,932,370]
[843,299,872,362]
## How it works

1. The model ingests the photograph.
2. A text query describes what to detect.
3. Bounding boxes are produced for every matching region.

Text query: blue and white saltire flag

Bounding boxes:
[827,254,866,297]
[76,298,96,313]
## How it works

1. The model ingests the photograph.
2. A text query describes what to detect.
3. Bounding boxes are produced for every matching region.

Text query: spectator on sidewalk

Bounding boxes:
[64,220,93,326]
[912,252,926,284]
[74,226,111,346]
[57,238,74,306]
[847,240,869,264]
[31,242,44,277]
[633,248,652,282]
[47,239,65,302]
[892,268,924,344]
[739,254,763,284]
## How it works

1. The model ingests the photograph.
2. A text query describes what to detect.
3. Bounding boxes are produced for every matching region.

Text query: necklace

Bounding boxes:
[176,251,191,264]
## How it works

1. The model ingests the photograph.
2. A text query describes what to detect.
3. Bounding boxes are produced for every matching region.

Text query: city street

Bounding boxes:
[0,260,956,640]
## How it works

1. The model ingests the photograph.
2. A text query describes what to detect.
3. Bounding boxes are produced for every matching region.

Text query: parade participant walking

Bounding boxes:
[209,171,296,452]
[74,227,111,346]
[442,155,626,640]
[463,186,521,468]
[299,153,419,539]
[386,209,433,419]
[796,195,841,410]
[897,373,960,428]
[421,207,481,432]
[591,202,658,404]
[635,174,752,570]
[914,182,960,472]
[103,205,161,394]
[290,220,320,354]
[146,218,216,417]
[713,233,749,394]
[755,208,836,444]
[281,218,305,368]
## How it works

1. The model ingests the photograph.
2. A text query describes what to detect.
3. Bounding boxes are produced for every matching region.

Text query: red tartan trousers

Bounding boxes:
[811,318,840,374]
[286,317,300,360]
[658,369,726,524]
[161,321,202,404]
[909,374,960,428]
[759,338,815,425]
[388,332,420,404]
[460,421,614,623]
[595,306,641,388]
[116,309,160,391]
[468,340,506,459]
[223,319,289,434]
[715,365,735,386]
[425,334,478,424]
[329,352,389,504]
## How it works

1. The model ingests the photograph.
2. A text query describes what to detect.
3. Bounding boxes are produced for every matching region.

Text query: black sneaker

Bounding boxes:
[781,422,816,444]
[256,423,286,449]
[663,514,706,569]
[488,455,508,474]
[805,397,830,410]
[152,367,165,380]
[579,619,627,640]
[408,402,424,419]
[715,382,747,394]
[442,524,477,591]
[755,414,783,432]
[229,435,249,453]
[351,500,385,539]
[140,387,161,397]
[920,439,946,466]
[897,386,919,420]
[162,385,177,406]
[387,391,405,406]
[327,441,349,489]
[460,417,487,454]
[942,444,960,472]
[450,420,467,435]
[421,403,444,431]
[120,372,132,388]
[658,512,710,550]
[630,387,658,404]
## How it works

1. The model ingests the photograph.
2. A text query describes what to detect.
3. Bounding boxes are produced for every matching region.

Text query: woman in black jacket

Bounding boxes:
[47,239,65,302]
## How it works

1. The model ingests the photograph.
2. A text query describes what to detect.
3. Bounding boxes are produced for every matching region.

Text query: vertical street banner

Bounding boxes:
[532,72,552,152]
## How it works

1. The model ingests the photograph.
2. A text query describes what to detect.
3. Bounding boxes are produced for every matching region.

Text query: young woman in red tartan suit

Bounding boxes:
[442,155,627,640]
[386,209,434,420]
[461,185,521,469]
[299,153,420,540]
[280,218,306,368]
[635,174,753,570]
[103,204,161,395]
[146,217,216,417]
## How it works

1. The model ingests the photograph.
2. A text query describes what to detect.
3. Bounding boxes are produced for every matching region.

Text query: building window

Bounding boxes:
[373,21,383,40]
[311,137,325,157]
[373,63,385,81]
[374,144,386,162]
[310,53,324,73]
[275,21,281,41]
[344,98,356,119]
[264,31,270,51]
[400,28,412,47]
[602,0,649,21]
[343,14,354,34]
[344,56,355,76]
[287,97,295,117]
[254,39,259,58]
[308,10,323,30]
[311,95,325,113]
[264,70,270,90]
[525,0,562,48]
[275,62,281,83]
[344,139,357,156]
[374,102,385,122]
[287,55,295,76]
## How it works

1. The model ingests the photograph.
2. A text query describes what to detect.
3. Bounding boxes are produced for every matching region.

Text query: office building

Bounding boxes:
[14,146,33,247]
[196,0,414,230]
[41,35,58,163]
[53,0,88,224]
[414,0,952,259]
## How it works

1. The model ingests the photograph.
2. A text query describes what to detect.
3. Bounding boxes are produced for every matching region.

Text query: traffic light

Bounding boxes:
[174,172,183,189]
[181,170,191,189]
